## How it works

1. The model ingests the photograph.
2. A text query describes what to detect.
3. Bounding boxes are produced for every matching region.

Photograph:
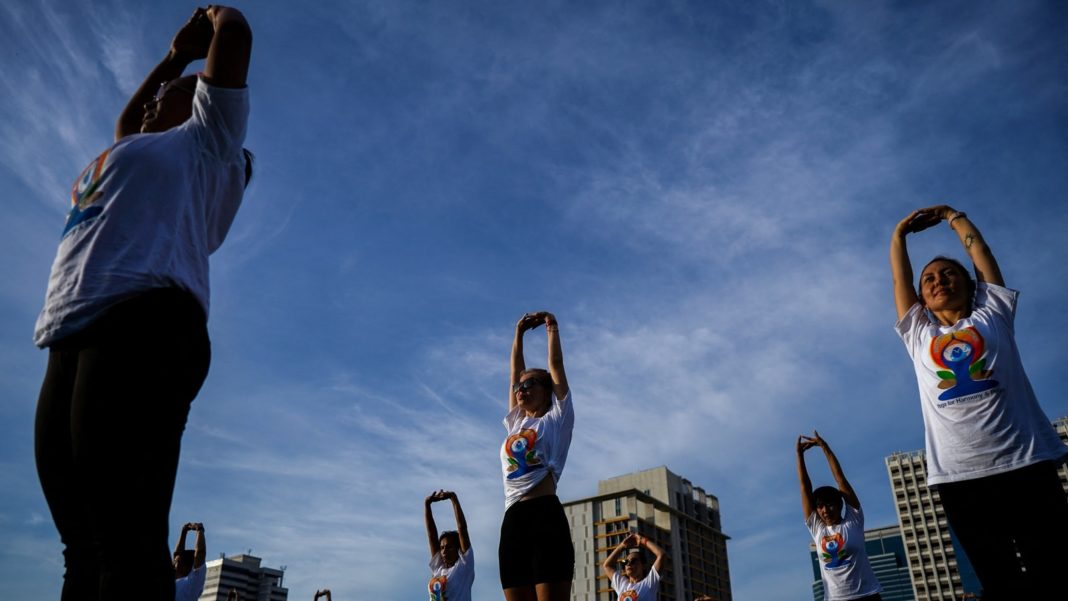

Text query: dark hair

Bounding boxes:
[812,486,842,507]
[173,548,195,569]
[917,256,976,310]
[626,548,648,565]
[519,368,552,389]
[439,531,460,547]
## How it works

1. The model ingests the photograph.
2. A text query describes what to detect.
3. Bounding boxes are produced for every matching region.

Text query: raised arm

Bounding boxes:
[192,522,206,569]
[114,6,250,140]
[313,590,332,601]
[543,313,569,400]
[447,492,471,554]
[509,314,537,410]
[936,206,1004,286]
[424,492,442,559]
[115,9,211,140]
[796,436,816,519]
[641,535,666,574]
[202,5,252,89]
[890,209,936,320]
[811,431,860,510]
[601,533,636,579]
[174,522,193,558]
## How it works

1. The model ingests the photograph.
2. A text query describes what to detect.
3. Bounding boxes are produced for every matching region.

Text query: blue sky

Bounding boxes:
[2,1,1067,599]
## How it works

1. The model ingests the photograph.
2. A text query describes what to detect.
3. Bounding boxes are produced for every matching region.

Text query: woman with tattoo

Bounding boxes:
[890,205,1068,599]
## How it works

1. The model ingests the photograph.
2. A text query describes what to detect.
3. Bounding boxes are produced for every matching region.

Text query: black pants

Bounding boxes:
[35,289,210,601]
[937,461,1068,601]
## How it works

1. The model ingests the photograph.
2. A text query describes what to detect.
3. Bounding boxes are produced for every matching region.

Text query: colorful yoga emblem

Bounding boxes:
[929,327,998,401]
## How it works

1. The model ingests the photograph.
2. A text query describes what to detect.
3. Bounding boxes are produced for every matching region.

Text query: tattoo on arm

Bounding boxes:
[964,233,976,249]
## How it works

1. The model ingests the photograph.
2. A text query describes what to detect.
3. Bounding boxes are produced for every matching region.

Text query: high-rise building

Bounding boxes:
[198,554,288,601]
[808,524,913,601]
[885,451,980,601]
[562,466,731,601]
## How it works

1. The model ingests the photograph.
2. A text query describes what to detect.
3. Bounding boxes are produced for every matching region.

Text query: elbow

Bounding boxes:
[217,19,253,48]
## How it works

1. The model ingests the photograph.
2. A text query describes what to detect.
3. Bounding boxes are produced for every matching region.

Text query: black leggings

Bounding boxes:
[35,289,210,601]
[937,461,1068,601]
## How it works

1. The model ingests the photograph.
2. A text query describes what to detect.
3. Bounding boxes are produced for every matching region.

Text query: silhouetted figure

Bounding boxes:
[33,6,252,600]
[173,522,207,601]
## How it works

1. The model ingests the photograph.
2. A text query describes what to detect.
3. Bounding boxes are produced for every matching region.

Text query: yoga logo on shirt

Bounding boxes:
[64,148,111,238]
[819,533,851,569]
[929,327,998,401]
[504,429,544,479]
[428,575,446,601]
[620,590,639,601]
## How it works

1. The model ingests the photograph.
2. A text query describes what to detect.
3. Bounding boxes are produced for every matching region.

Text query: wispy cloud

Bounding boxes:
[3,2,1067,600]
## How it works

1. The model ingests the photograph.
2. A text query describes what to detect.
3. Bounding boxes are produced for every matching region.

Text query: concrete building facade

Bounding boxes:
[198,554,288,601]
[885,451,980,601]
[562,466,731,601]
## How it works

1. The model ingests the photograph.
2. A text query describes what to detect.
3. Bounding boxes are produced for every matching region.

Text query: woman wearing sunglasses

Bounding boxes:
[797,431,882,601]
[33,6,251,600]
[499,311,574,601]
[602,533,665,601]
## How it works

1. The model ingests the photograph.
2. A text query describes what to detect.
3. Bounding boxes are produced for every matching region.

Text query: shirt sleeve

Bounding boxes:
[188,77,249,163]
[175,565,207,601]
[805,511,822,540]
[547,390,574,429]
[502,405,522,429]
[973,282,1019,331]
[894,302,928,354]
[845,503,864,528]
[610,571,627,595]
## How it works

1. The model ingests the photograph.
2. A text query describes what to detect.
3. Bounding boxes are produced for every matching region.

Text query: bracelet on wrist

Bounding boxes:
[948,211,967,225]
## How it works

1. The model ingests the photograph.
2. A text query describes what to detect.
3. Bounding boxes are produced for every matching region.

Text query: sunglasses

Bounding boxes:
[512,379,548,393]
[153,80,197,102]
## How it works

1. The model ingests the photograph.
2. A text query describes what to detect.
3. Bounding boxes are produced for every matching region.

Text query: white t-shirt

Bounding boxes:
[895,283,1067,485]
[35,77,250,347]
[806,505,881,601]
[500,391,574,509]
[175,564,206,601]
[428,546,474,601]
[610,566,660,601]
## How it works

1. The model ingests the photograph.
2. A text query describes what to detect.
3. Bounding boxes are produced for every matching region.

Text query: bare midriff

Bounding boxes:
[520,473,556,501]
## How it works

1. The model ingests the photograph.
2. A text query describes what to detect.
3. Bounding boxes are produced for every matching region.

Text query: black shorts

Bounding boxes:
[498,494,575,588]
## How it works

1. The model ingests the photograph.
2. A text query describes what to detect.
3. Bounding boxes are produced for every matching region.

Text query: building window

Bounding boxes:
[615,498,621,516]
